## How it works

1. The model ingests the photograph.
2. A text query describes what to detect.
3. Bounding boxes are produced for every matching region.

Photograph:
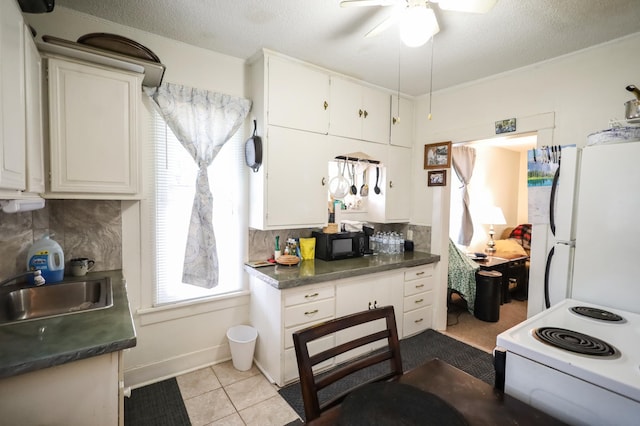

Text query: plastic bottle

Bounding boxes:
[26,235,64,284]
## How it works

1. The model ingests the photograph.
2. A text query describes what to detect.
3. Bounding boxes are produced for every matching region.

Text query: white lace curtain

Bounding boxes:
[452,145,477,246]
[145,83,251,288]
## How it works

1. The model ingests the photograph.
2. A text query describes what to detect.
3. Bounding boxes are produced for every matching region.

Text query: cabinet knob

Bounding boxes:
[321,177,326,186]
[416,271,425,276]
[304,309,319,316]
[414,318,424,324]
[416,284,424,288]
[305,292,319,299]
[324,101,328,110]
[392,117,399,125]
[363,110,369,119]
[415,298,424,304]
[389,180,393,188]
[359,109,363,118]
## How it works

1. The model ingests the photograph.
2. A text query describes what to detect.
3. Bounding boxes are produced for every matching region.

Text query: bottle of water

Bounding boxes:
[399,233,405,253]
[382,232,389,254]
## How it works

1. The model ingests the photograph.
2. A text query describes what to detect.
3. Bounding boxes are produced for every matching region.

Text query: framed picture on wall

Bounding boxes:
[424,141,452,169]
[428,170,447,187]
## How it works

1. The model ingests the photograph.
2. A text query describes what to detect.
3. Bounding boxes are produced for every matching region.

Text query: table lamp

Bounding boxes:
[482,206,506,256]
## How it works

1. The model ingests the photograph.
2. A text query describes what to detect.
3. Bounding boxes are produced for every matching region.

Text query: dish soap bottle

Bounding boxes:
[26,235,64,284]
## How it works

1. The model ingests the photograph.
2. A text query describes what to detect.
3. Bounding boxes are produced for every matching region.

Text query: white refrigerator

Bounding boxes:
[529,139,640,315]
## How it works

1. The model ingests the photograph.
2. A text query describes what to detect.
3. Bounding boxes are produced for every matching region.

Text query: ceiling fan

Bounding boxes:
[340,0,497,47]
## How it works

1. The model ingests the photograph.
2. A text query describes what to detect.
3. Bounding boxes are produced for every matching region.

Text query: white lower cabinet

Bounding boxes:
[402,264,435,337]
[0,352,122,425]
[250,267,427,386]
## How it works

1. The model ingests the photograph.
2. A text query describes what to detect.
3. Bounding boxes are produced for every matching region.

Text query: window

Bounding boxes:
[150,110,245,305]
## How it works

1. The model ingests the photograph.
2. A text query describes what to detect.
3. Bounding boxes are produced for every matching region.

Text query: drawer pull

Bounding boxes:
[414,318,424,324]
[304,309,319,316]
[415,284,425,289]
[416,271,425,276]
[415,299,424,304]
[305,293,319,299]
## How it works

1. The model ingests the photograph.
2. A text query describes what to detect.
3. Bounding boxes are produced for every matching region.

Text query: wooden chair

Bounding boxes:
[292,306,403,423]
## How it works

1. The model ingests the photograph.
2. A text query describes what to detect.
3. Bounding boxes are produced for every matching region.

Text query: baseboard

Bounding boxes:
[124,343,232,389]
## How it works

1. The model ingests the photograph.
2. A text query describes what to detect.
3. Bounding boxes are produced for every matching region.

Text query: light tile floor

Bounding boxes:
[176,361,301,426]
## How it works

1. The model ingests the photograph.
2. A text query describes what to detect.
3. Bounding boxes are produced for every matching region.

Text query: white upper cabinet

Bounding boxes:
[0,0,26,192]
[329,76,390,145]
[390,95,414,148]
[369,145,412,223]
[24,25,45,194]
[267,55,330,134]
[46,56,142,198]
[248,126,329,230]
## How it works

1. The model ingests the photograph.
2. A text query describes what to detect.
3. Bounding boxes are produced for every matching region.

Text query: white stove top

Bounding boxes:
[497,298,640,403]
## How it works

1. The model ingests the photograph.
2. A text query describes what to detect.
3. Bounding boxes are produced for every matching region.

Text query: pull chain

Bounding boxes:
[428,36,434,120]
[397,45,401,120]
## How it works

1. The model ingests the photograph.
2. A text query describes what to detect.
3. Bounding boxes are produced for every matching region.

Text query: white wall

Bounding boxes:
[414,32,640,327]
[25,7,251,388]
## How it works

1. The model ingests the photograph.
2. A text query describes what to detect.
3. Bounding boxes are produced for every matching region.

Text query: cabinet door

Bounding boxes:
[0,0,26,191]
[328,76,362,140]
[47,58,141,195]
[390,95,414,148]
[266,126,328,227]
[268,56,329,134]
[361,86,390,145]
[385,145,412,221]
[24,26,45,193]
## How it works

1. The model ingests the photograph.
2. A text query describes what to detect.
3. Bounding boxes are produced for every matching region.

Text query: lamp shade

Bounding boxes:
[399,6,439,47]
[481,206,506,226]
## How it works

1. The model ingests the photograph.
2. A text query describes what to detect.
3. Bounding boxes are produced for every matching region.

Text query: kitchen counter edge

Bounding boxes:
[244,251,440,290]
[0,270,136,379]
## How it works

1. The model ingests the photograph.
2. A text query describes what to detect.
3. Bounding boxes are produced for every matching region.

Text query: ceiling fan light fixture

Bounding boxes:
[399,6,439,48]
[435,0,497,13]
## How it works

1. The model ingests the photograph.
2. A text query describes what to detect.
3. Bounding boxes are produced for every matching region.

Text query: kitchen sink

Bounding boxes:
[0,278,113,325]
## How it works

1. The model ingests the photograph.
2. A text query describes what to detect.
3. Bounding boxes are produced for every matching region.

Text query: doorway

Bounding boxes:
[444,134,536,352]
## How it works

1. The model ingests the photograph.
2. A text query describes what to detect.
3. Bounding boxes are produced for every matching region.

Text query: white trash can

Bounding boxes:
[226,325,258,371]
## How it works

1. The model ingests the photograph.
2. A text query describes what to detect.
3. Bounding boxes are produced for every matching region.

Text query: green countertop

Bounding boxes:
[0,270,136,379]
[244,251,440,290]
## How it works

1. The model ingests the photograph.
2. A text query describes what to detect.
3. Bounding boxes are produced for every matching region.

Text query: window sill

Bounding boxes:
[136,290,250,326]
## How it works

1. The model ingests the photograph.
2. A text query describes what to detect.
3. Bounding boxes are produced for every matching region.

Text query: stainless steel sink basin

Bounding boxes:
[0,278,113,325]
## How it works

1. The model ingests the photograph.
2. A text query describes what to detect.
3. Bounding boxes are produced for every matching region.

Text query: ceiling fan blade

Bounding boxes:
[433,0,497,13]
[364,12,401,38]
[340,0,400,8]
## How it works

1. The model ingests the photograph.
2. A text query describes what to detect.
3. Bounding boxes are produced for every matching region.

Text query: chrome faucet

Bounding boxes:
[0,270,46,287]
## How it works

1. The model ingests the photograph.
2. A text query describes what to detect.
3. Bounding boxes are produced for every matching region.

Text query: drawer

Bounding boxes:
[404,264,434,282]
[284,298,335,328]
[403,276,434,296]
[284,317,335,349]
[403,290,434,313]
[284,285,335,307]
[403,306,432,337]
[283,335,335,383]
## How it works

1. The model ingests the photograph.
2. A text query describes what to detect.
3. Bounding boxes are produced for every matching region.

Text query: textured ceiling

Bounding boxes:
[53,0,640,96]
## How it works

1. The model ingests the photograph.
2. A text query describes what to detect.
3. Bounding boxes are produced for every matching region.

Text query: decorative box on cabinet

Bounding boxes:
[329,75,391,145]
[402,264,435,337]
[45,55,142,199]
[248,126,329,230]
[0,0,26,192]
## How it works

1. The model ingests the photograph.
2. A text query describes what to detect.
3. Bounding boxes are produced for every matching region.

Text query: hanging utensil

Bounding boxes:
[329,159,350,199]
[350,162,358,195]
[360,168,369,196]
[374,166,381,194]
[625,85,640,120]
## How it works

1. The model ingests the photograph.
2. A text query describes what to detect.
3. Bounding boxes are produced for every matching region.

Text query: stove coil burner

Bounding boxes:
[570,306,624,322]
[534,327,618,357]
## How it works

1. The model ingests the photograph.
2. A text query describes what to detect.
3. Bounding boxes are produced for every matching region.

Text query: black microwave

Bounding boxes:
[312,231,366,261]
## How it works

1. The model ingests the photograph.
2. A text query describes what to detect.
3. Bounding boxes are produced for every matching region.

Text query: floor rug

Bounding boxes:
[124,377,191,426]
[278,329,495,421]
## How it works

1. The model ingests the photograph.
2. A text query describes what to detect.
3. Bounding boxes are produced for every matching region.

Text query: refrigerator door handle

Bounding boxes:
[544,246,555,309]
[549,165,561,236]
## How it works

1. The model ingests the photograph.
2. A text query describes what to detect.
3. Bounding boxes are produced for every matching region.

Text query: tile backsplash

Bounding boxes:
[0,200,122,279]
[249,223,431,261]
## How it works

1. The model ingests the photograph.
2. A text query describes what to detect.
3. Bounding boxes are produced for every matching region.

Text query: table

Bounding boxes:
[306,358,566,425]
[475,256,528,303]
